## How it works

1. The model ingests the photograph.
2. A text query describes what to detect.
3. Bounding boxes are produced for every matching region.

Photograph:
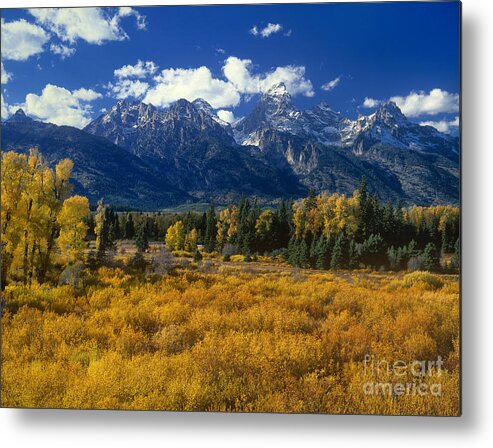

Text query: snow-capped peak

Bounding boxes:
[265,82,289,97]
[192,98,230,127]
[192,98,214,115]
[374,101,408,126]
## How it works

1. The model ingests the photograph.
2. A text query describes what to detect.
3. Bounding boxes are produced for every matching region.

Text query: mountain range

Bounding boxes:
[1,82,459,209]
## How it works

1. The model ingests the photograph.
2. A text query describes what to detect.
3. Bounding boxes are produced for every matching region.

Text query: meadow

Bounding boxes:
[1,261,460,415]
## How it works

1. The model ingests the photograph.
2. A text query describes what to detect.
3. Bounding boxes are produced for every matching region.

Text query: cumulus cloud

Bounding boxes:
[114,60,158,79]
[109,56,314,108]
[1,18,49,61]
[50,43,76,59]
[108,79,150,100]
[11,84,102,128]
[73,88,103,101]
[420,116,459,134]
[1,62,12,84]
[361,89,459,117]
[362,97,382,108]
[143,66,241,109]
[321,76,340,91]
[216,110,238,124]
[390,88,459,117]
[222,56,314,97]
[29,7,145,45]
[250,23,283,38]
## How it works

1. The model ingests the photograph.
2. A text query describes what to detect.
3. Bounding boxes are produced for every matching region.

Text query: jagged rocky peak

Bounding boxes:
[192,98,231,128]
[167,98,198,118]
[7,108,33,124]
[314,101,335,112]
[265,81,289,97]
[261,82,297,115]
[166,98,222,130]
[304,101,343,124]
[192,98,214,115]
[232,83,303,144]
[102,99,160,127]
[373,101,408,127]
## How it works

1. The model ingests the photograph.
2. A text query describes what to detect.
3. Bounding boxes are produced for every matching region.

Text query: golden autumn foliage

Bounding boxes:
[1,267,459,415]
[293,193,359,238]
[1,150,88,285]
[57,196,90,263]
[165,220,186,251]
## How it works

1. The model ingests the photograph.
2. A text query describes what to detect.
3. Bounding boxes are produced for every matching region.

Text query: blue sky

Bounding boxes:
[1,2,460,132]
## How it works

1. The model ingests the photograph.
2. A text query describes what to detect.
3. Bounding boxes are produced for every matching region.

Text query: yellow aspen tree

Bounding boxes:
[184,228,199,252]
[94,200,107,252]
[165,224,176,250]
[37,157,74,282]
[166,221,185,251]
[1,150,76,284]
[255,210,274,238]
[57,196,90,263]
[174,221,186,250]
[216,206,238,246]
[1,152,29,284]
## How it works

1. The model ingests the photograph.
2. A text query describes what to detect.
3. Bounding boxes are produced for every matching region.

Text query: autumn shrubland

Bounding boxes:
[1,265,459,415]
[0,150,460,414]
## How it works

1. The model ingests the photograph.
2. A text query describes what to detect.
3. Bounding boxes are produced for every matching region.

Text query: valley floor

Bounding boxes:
[1,260,459,415]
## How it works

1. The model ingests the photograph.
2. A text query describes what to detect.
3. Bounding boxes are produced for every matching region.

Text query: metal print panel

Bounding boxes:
[0,2,461,415]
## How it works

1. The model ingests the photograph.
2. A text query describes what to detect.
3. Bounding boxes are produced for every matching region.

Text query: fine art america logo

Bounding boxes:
[363,354,444,397]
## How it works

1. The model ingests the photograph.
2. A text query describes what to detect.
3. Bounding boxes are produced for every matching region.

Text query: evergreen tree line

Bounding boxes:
[92,178,459,272]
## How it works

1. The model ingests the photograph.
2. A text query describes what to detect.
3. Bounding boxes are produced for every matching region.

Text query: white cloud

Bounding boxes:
[362,97,382,108]
[117,7,146,30]
[73,88,103,101]
[217,110,238,124]
[114,60,158,79]
[321,76,340,91]
[216,48,226,54]
[1,93,9,120]
[144,66,241,109]
[1,18,49,61]
[222,56,314,97]
[389,89,459,117]
[108,79,150,100]
[362,89,459,117]
[420,116,459,134]
[108,56,314,108]
[250,23,283,38]
[10,84,102,128]
[50,43,76,59]
[29,7,145,45]
[1,62,12,84]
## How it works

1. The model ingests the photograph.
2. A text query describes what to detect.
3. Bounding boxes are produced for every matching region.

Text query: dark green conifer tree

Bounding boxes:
[315,235,329,270]
[348,239,360,269]
[298,239,309,268]
[422,242,441,271]
[331,234,347,270]
[134,224,149,253]
[124,213,135,240]
[193,248,203,262]
[204,204,217,252]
